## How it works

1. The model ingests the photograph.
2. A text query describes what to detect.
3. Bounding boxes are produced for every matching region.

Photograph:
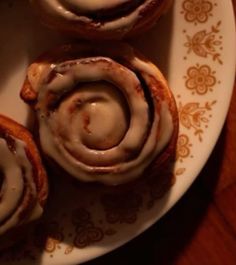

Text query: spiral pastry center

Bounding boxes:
[58,81,129,151]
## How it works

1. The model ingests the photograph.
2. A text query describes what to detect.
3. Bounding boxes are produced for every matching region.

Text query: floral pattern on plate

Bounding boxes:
[0,0,235,264]
[181,0,216,25]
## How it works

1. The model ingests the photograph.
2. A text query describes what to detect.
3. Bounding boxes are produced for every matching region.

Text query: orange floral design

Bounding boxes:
[177,134,192,162]
[184,64,216,94]
[175,168,186,176]
[184,21,223,64]
[179,100,216,141]
[101,192,142,224]
[74,223,104,248]
[182,0,213,24]
[72,208,104,248]
[34,222,64,253]
[64,245,74,255]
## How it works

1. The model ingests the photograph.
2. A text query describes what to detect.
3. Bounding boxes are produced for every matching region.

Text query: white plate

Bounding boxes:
[0,0,235,264]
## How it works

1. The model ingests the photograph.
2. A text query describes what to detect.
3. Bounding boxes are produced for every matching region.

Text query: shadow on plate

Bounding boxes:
[83,127,227,265]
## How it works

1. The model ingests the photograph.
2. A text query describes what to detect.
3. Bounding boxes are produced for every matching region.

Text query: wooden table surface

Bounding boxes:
[84,2,236,265]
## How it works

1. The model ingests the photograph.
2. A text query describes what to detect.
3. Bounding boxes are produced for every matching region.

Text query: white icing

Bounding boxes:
[0,139,24,224]
[31,50,175,185]
[31,0,162,34]
[60,0,132,12]
[0,138,42,235]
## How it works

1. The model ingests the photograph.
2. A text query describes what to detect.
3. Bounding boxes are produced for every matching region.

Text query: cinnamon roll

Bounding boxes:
[0,115,48,248]
[30,0,173,39]
[20,42,178,186]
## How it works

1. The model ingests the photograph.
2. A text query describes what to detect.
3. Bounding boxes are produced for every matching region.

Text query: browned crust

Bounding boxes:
[20,77,38,105]
[31,0,173,39]
[129,0,173,37]
[0,114,48,206]
[149,78,178,172]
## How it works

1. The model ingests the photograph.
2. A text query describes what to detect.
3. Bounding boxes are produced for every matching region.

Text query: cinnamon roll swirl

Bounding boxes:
[0,115,48,248]
[20,42,178,186]
[30,0,173,39]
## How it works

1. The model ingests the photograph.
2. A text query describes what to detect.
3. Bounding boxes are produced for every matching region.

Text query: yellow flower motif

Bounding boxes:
[182,0,213,24]
[72,208,104,248]
[177,134,191,161]
[184,21,223,64]
[179,100,216,141]
[74,223,104,249]
[185,64,216,94]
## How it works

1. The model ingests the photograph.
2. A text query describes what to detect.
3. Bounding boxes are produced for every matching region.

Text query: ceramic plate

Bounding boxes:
[0,0,235,264]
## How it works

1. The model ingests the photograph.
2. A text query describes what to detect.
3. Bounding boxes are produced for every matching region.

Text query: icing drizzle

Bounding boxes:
[29,44,174,185]
[32,0,165,34]
[0,137,42,235]
[60,0,137,13]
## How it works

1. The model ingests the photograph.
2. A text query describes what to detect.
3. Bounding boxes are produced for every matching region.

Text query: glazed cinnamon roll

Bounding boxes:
[21,42,178,186]
[30,0,173,39]
[0,115,48,248]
